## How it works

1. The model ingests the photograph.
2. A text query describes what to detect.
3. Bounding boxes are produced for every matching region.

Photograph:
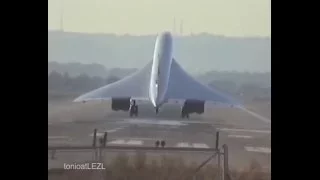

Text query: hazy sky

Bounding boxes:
[48,0,270,37]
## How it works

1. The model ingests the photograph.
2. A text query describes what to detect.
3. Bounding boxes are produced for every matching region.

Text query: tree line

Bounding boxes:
[48,71,120,93]
[48,70,270,102]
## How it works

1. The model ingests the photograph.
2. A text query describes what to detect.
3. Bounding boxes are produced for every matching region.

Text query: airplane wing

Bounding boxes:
[74,61,152,102]
[165,59,241,107]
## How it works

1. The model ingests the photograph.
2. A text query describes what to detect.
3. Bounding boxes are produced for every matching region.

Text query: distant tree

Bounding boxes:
[237,83,263,100]
[48,71,63,90]
[62,72,70,91]
[62,72,69,79]
[209,80,237,93]
[72,73,91,91]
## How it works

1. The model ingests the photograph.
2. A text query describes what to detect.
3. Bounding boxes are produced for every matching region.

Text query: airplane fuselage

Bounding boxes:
[149,32,173,108]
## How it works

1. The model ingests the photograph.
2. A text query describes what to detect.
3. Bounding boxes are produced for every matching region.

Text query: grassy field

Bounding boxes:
[48,153,270,180]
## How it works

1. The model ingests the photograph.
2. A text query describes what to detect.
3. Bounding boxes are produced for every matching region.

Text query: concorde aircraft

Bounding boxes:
[74,31,240,118]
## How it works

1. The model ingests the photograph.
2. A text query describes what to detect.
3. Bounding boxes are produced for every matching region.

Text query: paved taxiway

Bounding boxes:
[48,101,271,171]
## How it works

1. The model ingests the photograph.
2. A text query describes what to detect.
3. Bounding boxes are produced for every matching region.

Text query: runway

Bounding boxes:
[48,101,271,171]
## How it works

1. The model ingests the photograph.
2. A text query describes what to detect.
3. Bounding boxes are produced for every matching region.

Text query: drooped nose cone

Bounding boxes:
[161,31,172,37]
[160,31,172,41]
[156,31,173,51]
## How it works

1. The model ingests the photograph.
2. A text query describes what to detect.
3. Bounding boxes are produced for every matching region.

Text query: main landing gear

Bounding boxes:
[181,106,189,119]
[129,100,138,117]
[181,112,189,119]
[155,140,166,148]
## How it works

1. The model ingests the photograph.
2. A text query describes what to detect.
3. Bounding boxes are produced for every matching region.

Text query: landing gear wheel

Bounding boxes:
[155,107,159,114]
[130,105,138,117]
[181,112,189,119]
[135,105,139,117]
[160,140,166,147]
[130,110,133,117]
[155,140,160,147]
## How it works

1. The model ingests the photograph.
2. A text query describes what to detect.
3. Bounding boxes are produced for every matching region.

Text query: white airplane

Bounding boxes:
[74,31,240,118]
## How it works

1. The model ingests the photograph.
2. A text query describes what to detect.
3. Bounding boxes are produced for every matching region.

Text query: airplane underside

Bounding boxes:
[111,98,205,119]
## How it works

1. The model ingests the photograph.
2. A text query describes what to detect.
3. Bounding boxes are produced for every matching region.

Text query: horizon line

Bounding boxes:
[48,61,271,74]
[48,29,271,39]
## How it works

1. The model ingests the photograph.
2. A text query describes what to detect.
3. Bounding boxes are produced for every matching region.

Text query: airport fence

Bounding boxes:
[49,130,232,180]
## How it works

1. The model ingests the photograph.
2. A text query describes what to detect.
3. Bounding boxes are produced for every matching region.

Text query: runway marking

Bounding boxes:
[108,139,126,145]
[48,136,73,142]
[218,128,271,134]
[192,143,209,148]
[48,136,69,139]
[105,129,118,133]
[110,137,158,140]
[228,135,253,139]
[89,127,126,137]
[245,146,271,154]
[126,140,143,145]
[89,132,105,137]
[107,139,143,145]
[105,127,125,133]
[123,119,187,126]
[178,121,212,125]
[176,142,191,148]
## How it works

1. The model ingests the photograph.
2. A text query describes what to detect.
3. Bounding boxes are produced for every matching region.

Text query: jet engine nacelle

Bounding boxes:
[181,99,205,115]
[111,97,131,111]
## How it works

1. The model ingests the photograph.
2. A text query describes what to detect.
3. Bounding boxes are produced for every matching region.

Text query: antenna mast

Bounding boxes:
[60,0,64,32]
[173,17,176,34]
[180,19,183,35]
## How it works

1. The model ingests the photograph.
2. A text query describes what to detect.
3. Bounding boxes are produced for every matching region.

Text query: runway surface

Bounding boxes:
[48,101,271,171]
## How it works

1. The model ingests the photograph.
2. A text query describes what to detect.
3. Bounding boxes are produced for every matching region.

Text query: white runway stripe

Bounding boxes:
[107,139,143,145]
[176,142,191,147]
[105,129,118,133]
[111,137,158,140]
[105,127,125,133]
[89,133,104,137]
[228,135,253,139]
[218,128,271,134]
[192,143,209,148]
[89,127,125,137]
[48,136,72,142]
[123,119,187,126]
[126,140,143,145]
[176,143,210,148]
[48,136,69,139]
[245,146,271,154]
[108,139,126,145]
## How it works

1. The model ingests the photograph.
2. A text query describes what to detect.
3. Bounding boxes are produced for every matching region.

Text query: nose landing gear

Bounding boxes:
[155,107,159,114]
